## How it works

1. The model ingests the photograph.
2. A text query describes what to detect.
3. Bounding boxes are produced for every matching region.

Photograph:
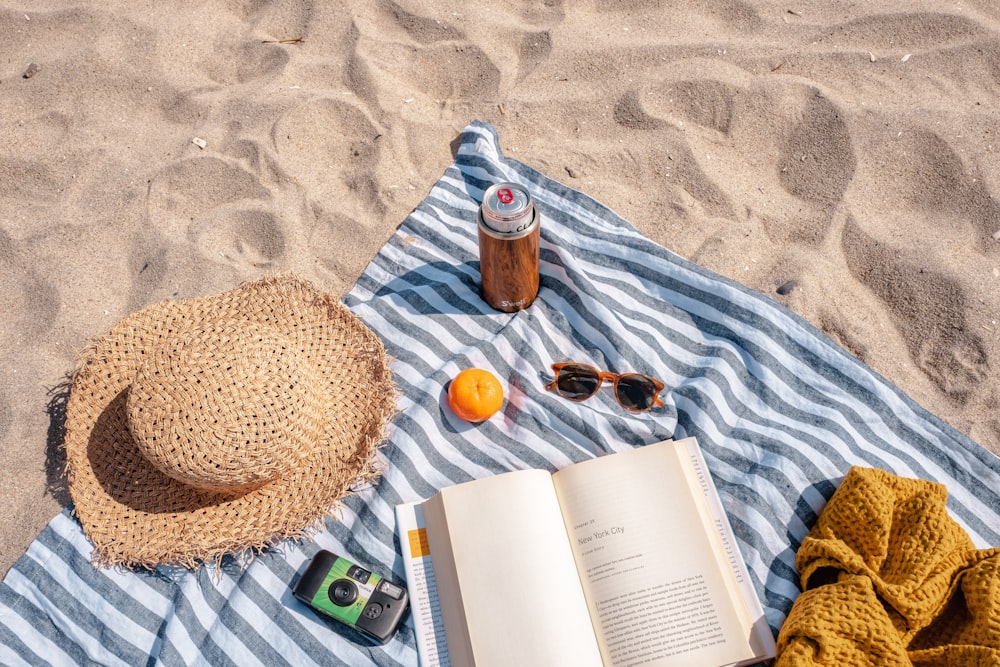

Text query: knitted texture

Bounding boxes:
[64,275,396,570]
[775,467,1000,666]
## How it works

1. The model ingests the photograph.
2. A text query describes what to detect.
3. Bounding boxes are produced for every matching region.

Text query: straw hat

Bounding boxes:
[63,275,396,569]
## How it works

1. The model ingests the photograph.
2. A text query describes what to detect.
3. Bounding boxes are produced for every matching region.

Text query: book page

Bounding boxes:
[395,502,451,666]
[676,440,775,660]
[552,439,760,667]
[423,469,604,667]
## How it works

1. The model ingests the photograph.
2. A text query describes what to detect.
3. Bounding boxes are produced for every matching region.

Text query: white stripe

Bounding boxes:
[47,516,212,664]
[0,588,77,666]
[27,540,156,651]
[385,409,473,492]
[0,641,34,667]
[215,573,322,667]
[170,573,267,667]
[3,569,131,667]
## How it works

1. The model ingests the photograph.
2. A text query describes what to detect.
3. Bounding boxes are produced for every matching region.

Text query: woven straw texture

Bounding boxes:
[63,275,396,569]
[775,467,1000,666]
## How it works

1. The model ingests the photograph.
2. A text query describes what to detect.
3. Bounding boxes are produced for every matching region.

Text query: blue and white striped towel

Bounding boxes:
[2,121,998,666]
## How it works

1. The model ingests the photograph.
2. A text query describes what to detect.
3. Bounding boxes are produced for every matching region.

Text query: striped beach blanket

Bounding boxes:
[2,121,998,666]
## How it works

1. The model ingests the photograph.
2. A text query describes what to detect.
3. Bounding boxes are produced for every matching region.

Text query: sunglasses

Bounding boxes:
[544,363,665,413]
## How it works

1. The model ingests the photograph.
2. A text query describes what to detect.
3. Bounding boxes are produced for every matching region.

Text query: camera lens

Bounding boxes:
[329,578,358,607]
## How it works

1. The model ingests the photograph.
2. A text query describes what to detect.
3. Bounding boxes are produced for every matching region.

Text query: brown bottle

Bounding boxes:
[477,182,540,312]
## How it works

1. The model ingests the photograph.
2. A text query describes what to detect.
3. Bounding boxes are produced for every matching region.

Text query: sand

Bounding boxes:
[3,1,999,577]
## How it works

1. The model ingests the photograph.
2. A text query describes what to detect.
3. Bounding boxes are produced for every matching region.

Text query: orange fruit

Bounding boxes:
[447,368,504,422]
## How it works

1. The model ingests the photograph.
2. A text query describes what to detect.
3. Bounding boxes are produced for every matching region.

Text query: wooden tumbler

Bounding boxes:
[477,182,540,312]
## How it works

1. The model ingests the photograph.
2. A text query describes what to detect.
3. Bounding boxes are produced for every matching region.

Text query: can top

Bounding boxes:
[482,182,533,226]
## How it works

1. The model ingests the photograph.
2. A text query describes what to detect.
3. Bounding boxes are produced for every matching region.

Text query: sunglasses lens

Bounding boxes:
[555,364,601,400]
[616,375,658,411]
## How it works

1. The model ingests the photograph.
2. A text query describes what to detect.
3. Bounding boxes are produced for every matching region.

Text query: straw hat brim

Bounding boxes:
[64,275,395,569]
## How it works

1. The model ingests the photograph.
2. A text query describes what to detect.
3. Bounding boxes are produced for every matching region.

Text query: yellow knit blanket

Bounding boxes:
[775,467,1000,666]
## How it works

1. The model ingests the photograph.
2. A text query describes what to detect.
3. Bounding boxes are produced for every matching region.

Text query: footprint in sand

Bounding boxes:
[272,97,393,288]
[197,0,316,85]
[359,2,501,113]
[816,11,987,50]
[0,229,60,353]
[147,156,271,237]
[614,72,855,250]
[272,98,384,222]
[853,126,1000,251]
[842,218,988,402]
[611,74,745,223]
[140,0,315,295]
[201,39,289,85]
[145,91,391,298]
[141,152,287,305]
[616,77,740,135]
[516,30,552,82]
[357,1,555,119]
[775,88,855,209]
[509,0,564,25]
[366,41,500,105]
[3,109,87,226]
[381,0,466,43]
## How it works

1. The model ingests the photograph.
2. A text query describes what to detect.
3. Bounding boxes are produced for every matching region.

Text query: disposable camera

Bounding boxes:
[293,550,409,644]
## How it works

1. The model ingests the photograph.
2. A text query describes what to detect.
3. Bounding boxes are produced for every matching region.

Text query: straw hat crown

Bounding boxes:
[126,322,323,494]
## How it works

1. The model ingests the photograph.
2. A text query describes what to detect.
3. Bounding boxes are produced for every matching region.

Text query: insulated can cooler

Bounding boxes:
[477,182,540,312]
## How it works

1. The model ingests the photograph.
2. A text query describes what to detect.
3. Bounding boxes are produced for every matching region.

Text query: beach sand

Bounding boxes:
[3,0,999,577]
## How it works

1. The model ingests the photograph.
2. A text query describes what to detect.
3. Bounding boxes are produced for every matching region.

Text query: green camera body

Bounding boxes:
[293,550,409,644]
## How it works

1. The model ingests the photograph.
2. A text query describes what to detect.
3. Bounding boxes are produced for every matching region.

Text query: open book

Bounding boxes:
[395,438,775,667]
